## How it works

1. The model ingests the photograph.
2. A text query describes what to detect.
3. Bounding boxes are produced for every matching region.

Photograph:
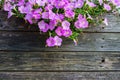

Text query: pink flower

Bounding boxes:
[55,26,72,37]
[55,14,65,22]
[62,20,70,30]
[75,0,84,8]
[54,36,62,46]
[98,0,103,5]
[42,12,49,19]
[111,0,120,8]
[86,0,97,7]
[49,10,56,20]
[63,29,72,37]
[78,14,83,19]
[46,36,62,47]
[55,27,64,36]
[104,4,111,11]
[65,10,75,18]
[75,15,89,29]
[103,18,108,26]
[46,37,55,47]
[8,11,13,18]
[25,14,33,24]
[49,20,57,30]
[38,20,49,32]
[4,2,13,11]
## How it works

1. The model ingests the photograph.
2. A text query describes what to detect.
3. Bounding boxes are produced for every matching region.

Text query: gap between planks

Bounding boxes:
[0,70,120,72]
[0,72,120,80]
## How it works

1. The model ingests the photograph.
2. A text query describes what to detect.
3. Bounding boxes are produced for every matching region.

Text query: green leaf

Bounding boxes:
[0,0,4,9]
[69,32,79,40]
[118,8,120,14]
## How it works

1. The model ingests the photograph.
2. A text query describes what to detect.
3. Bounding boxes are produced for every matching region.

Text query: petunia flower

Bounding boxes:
[111,0,120,8]
[86,0,97,7]
[3,2,12,11]
[104,3,111,11]
[46,37,55,47]
[38,20,49,32]
[62,20,70,30]
[54,36,62,46]
[65,10,75,18]
[103,18,108,26]
[98,0,103,5]
[63,29,72,37]
[55,26,64,36]
[75,17,89,29]
[75,0,84,8]
[25,14,33,24]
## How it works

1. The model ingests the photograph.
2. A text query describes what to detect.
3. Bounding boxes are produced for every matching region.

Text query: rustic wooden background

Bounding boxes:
[0,10,120,80]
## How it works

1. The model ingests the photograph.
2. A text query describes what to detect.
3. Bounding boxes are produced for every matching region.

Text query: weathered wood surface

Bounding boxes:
[0,72,120,80]
[0,11,120,79]
[0,32,119,51]
[0,52,119,70]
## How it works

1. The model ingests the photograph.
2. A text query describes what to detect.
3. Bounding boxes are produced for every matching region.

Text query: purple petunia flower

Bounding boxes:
[18,3,33,14]
[111,0,120,8]
[55,26,64,36]
[8,11,13,18]
[46,36,62,47]
[62,20,70,30]
[4,2,13,11]
[98,0,103,5]
[86,0,97,7]
[75,15,89,29]
[65,10,75,18]
[45,4,53,11]
[49,20,57,30]
[46,37,55,47]
[103,18,108,26]
[104,3,111,11]
[42,12,49,19]
[55,14,65,22]
[63,29,72,37]
[77,14,83,20]
[18,6,26,13]
[75,0,84,8]
[36,0,46,6]
[25,14,33,24]
[38,20,49,32]
[64,3,75,10]
[54,36,62,46]
[17,0,25,6]
[49,10,56,20]
[32,9,42,20]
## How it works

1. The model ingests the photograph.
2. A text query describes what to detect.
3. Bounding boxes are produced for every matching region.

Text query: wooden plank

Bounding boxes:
[0,32,120,51]
[0,11,120,32]
[0,11,39,31]
[0,52,119,70]
[85,13,120,32]
[84,21,120,32]
[0,72,120,80]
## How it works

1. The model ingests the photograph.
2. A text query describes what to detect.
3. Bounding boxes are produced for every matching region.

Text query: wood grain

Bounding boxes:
[0,72,120,80]
[0,11,120,80]
[0,32,120,51]
[0,52,120,70]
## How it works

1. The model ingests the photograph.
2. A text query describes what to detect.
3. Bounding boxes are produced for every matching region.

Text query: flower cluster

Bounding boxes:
[2,0,120,47]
